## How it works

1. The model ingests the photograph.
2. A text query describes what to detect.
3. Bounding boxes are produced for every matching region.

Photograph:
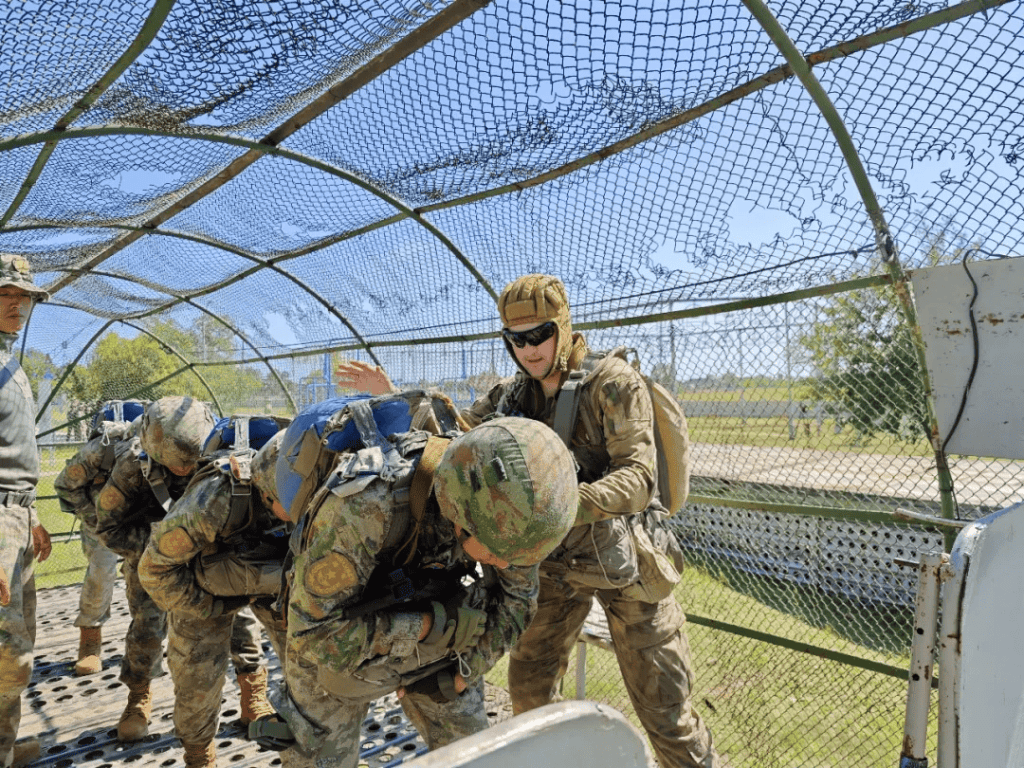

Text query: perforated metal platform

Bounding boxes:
[18,583,513,768]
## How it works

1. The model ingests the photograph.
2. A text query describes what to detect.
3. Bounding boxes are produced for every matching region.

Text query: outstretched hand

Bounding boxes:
[335,359,396,396]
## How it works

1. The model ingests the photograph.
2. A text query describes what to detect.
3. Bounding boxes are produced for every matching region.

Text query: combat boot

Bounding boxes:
[12,737,40,768]
[237,667,273,725]
[117,680,152,742]
[75,626,103,676]
[182,741,217,768]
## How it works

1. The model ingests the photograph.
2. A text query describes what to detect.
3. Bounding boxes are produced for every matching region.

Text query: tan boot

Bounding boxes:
[12,738,40,768]
[117,680,152,742]
[182,741,217,768]
[237,667,274,725]
[75,626,103,676]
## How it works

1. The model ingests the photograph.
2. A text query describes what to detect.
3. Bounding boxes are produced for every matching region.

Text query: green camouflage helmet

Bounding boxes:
[139,396,216,471]
[249,429,285,503]
[433,417,578,567]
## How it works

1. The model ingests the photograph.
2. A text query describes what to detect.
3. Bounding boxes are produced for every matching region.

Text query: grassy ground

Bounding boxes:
[487,566,937,768]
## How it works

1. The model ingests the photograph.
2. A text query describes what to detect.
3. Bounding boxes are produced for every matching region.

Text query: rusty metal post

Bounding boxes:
[901,552,944,767]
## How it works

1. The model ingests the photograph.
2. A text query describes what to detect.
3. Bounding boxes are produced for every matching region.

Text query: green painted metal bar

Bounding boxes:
[686,613,929,685]
[686,494,951,529]
[0,0,177,228]
[36,0,497,305]
[739,0,959,550]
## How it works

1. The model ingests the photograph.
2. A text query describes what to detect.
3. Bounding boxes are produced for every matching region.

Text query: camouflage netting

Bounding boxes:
[4,0,1023,765]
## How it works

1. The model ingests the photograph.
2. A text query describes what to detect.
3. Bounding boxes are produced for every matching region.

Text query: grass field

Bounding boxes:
[486,566,937,768]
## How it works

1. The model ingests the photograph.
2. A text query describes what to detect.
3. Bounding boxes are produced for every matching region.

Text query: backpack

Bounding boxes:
[202,413,293,455]
[553,346,691,515]
[276,391,462,523]
[88,399,149,440]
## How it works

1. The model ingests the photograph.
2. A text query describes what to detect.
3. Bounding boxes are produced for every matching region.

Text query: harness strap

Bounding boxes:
[397,434,451,565]
[141,459,174,512]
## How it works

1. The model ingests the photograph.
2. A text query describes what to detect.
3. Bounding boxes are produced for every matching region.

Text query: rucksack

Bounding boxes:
[277,391,462,523]
[202,413,293,455]
[88,399,149,440]
[553,346,691,515]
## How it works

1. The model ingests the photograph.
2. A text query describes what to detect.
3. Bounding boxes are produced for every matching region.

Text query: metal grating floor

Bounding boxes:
[18,583,513,768]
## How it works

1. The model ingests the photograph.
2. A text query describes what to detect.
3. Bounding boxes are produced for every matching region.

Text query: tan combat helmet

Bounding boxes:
[433,417,578,566]
[0,254,49,301]
[498,273,583,376]
[139,396,216,472]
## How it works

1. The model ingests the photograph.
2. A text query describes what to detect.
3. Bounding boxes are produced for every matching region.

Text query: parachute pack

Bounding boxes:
[276,390,463,523]
[552,346,692,515]
[202,413,293,455]
[88,399,149,440]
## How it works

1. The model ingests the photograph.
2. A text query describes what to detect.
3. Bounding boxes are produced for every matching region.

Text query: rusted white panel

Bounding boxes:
[404,701,654,768]
[910,257,1024,459]
[938,500,1024,768]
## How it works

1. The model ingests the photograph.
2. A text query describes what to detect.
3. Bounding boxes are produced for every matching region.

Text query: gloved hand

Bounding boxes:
[427,598,487,655]
[248,714,296,752]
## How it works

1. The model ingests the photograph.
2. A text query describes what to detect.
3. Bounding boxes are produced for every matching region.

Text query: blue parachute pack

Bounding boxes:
[88,399,149,438]
[276,391,463,521]
[202,414,293,455]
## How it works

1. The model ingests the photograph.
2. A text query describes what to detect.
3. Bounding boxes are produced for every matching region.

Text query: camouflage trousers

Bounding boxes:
[167,603,278,745]
[119,558,168,685]
[0,502,36,768]
[74,523,118,628]
[276,660,489,768]
[508,569,719,768]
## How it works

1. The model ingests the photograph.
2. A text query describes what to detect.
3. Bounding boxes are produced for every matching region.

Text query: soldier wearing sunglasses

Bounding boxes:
[337,274,718,768]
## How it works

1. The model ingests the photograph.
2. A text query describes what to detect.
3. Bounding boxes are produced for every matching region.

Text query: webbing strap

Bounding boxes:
[0,355,20,391]
[552,369,587,447]
[398,434,451,565]
[141,459,174,512]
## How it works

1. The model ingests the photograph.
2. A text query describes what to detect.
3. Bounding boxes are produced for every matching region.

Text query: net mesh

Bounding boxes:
[8,0,1024,765]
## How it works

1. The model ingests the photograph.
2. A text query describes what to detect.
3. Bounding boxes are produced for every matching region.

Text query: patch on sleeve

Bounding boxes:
[156,527,197,558]
[97,485,126,512]
[603,381,620,404]
[305,552,358,597]
[64,464,87,483]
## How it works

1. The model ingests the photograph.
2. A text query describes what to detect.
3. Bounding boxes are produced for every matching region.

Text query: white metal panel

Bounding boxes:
[910,257,1024,459]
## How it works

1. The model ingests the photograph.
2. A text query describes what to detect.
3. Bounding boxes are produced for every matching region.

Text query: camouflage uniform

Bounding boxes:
[0,255,47,768]
[279,415,575,768]
[138,443,291,750]
[54,421,136,632]
[461,274,719,768]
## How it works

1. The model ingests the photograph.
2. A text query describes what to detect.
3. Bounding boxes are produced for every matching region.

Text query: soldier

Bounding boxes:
[338,274,719,768]
[93,396,269,743]
[264,413,577,767]
[54,415,139,676]
[0,254,52,768]
[139,430,290,768]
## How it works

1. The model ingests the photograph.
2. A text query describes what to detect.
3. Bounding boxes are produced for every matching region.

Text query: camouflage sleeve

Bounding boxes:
[460,379,513,428]
[576,359,657,525]
[461,563,538,681]
[94,452,159,560]
[137,473,230,619]
[287,481,427,675]
[53,440,106,522]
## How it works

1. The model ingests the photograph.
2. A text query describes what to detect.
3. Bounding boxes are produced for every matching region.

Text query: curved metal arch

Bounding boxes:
[739,0,957,535]
[43,222,386,367]
[49,266,299,414]
[0,126,497,305]
[0,0,177,228]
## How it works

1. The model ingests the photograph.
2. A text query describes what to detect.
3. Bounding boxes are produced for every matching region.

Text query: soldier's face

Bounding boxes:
[455,525,510,569]
[508,322,557,380]
[163,462,195,477]
[0,287,33,334]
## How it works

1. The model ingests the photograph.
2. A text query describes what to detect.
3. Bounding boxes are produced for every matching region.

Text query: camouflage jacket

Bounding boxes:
[0,331,39,496]
[93,436,193,561]
[463,347,657,525]
[53,421,136,530]
[138,457,289,619]
[287,432,539,688]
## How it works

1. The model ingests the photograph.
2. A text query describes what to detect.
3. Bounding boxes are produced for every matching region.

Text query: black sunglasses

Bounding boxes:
[501,321,557,349]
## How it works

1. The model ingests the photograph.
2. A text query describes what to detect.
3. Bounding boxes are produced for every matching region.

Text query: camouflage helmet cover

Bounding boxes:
[433,417,578,566]
[139,396,215,470]
[497,274,575,375]
[249,429,285,503]
[0,253,49,301]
